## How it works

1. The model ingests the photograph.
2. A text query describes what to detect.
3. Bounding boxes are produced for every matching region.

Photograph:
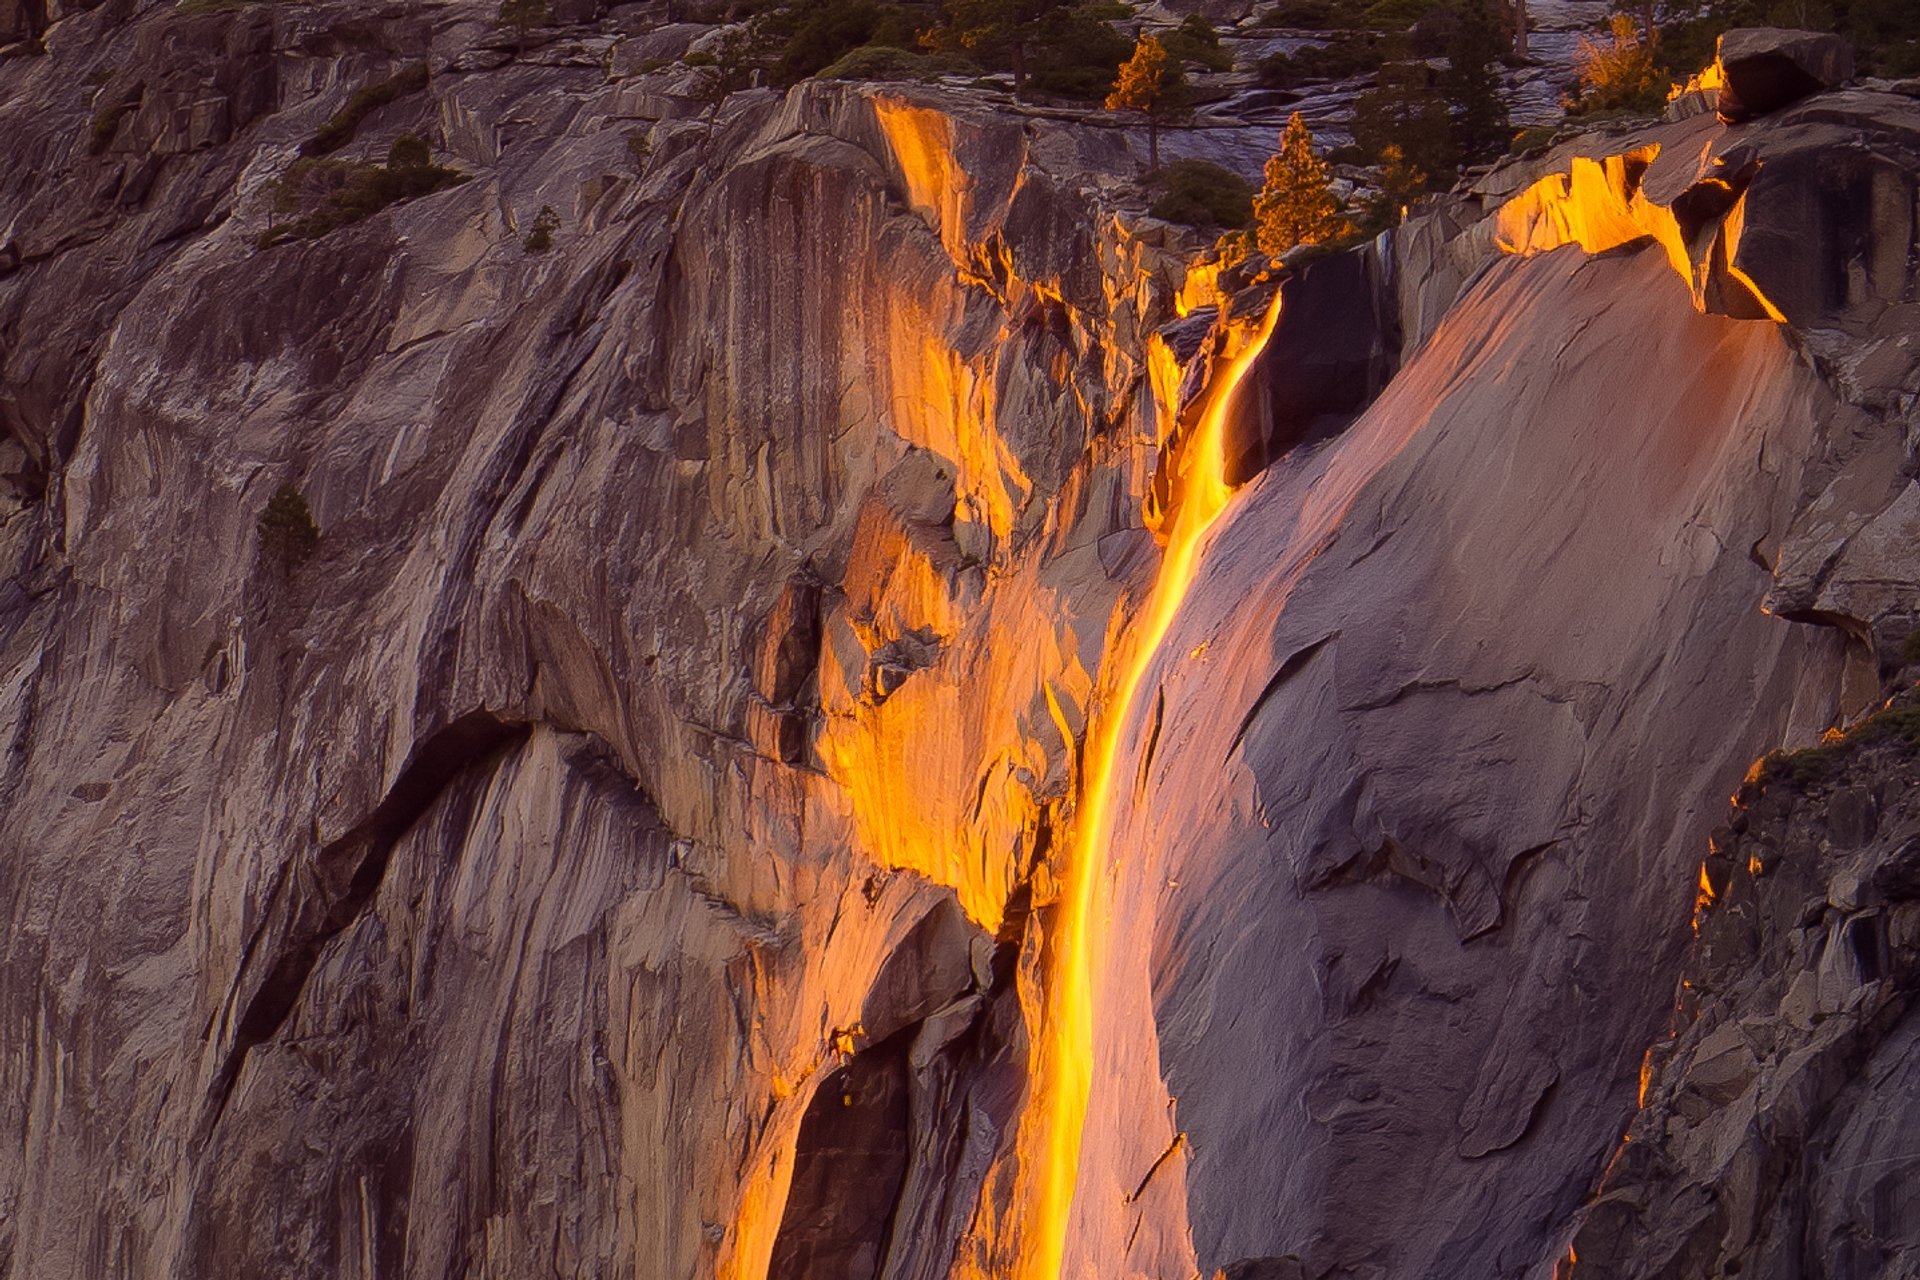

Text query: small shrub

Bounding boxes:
[1571,14,1662,115]
[386,132,432,169]
[1360,0,1441,27]
[625,129,652,168]
[686,27,760,117]
[1259,0,1369,27]
[1900,626,1920,667]
[259,484,320,568]
[523,204,560,252]
[1756,745,1832,789]
[1258,32,1390,88]
[499,0,552,51]
[1754,690,1920,789]
[1149,159,1253,230]
[88,98,138,155]
[302,63,431,158]
[1848,700,1920,750]
[1360,142,1426,228]
[259,151,469,248]
[1214,226,1254,268]
[1163,15,1233,72]
[766,0,916,86]
[820,44,973,80]
[1509,123,1558,155]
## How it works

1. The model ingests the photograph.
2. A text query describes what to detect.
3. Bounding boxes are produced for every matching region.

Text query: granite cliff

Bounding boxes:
[1,4,1918,1279]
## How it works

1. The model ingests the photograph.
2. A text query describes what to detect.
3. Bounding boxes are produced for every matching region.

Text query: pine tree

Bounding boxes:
[936,0,1069,94]
[1105,33,1187,173]
[1252,112,1341,259]
[1353,60,1456,181]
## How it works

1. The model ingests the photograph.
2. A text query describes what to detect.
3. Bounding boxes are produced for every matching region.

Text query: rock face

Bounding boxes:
[1558,712,1920,1279]
[0,5,1181,1275]
[1716,28,1857,124]
[1062,74,1920,1280]
[1,5,1918,1280]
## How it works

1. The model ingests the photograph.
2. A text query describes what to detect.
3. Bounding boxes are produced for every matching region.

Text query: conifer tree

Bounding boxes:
[938,0,1068,93]
[1252,112,1341,258]
[1368,144,1428,226]
[1105,33,1187,173]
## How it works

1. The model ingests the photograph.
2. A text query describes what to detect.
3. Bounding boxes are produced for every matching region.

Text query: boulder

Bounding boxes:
[1717,28,1855,123]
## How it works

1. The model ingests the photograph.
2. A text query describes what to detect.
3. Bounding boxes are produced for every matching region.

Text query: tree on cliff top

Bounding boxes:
[1105,32,1189,173]
[1252,113,1342,258]
[1440,0,1510,161]
[934,0,1064,92]
[687,27,760,127]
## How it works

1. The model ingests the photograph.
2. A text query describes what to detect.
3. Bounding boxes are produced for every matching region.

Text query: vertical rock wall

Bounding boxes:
[4,4,1920,1279]
[0,5,1200,1276]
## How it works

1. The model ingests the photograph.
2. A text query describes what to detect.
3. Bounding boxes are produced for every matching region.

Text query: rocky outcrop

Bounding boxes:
[1057,72,1920,1280]
[1716,28,1856,124]
[0,4,1195,1275]
[2,6,1919,1280]
[1558,707,1920,1278]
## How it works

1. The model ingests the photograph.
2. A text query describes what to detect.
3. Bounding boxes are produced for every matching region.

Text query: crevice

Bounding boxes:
[196,709,529,1148]
[1226,634,1335,763]
[1135,685,1164,800]
[1126,1130,1187,1203]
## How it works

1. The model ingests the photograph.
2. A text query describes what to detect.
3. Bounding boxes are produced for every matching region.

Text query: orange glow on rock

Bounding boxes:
[875,97,967,261]
[1493,143,1790,325]
[1173,258,1224,318]
[1017,289,1285,1280]
[1668,59,1726,102]
[1690,861,1716,933]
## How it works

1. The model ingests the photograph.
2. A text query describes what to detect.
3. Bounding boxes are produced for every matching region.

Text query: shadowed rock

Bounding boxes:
[1717,28,1855,124]
[1222,248,1398,486]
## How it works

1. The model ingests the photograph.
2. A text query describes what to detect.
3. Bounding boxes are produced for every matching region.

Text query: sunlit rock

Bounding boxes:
[2,5,1919,1280]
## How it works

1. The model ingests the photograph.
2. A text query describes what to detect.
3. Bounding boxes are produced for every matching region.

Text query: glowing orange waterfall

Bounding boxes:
[1019,289,1285,1280]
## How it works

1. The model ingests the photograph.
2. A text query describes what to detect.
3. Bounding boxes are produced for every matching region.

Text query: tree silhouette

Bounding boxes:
[938,0,1068,93]
[498,0,549,57]
[259,485,320,571]
[1443,0,1510,162]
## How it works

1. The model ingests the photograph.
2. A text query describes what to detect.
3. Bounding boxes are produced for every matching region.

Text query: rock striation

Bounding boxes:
[0,6,1918,1280]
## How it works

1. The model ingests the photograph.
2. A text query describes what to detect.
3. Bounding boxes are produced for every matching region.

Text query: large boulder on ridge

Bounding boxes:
[1717,28,1855,123]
